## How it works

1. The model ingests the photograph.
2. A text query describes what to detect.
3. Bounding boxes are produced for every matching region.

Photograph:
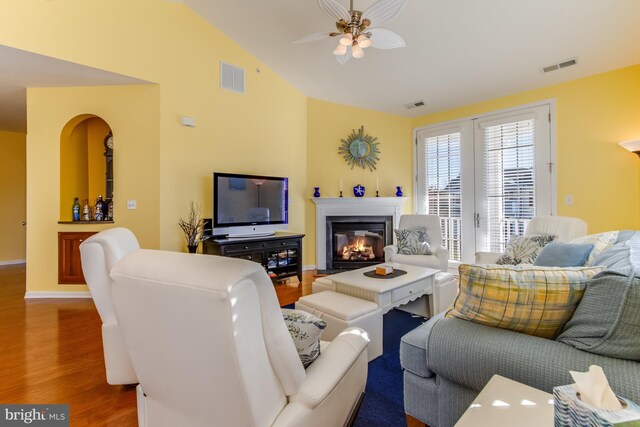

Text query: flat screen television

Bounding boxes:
[213,172,288,237]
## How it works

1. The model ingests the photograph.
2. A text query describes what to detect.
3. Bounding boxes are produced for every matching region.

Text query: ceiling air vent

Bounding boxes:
[404,100,425,110]
[220,61,245,94]
[542,58,578,74]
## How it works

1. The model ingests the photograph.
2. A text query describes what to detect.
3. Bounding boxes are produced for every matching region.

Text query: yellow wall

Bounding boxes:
[306,99,412,263]
[59,121,88,221]
[0,131,26,262]
[2,1,639,290]
[87,118,111,206]
[27,85,161,292]
[412,64,640,233]
[2,0,307,291]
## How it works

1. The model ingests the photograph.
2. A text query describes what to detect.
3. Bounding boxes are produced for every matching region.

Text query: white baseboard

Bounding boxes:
[302,265,316,271]
[25,291,92,299]
[0,259,26,266]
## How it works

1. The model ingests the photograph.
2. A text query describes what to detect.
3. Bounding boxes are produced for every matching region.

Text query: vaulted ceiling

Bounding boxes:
[184,0,640,116]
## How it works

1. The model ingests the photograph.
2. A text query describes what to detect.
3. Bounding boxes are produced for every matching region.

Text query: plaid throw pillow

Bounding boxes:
[282,309,327,368]
[496,235,555,265]
[446,264,605,339]
[395,228,432,255]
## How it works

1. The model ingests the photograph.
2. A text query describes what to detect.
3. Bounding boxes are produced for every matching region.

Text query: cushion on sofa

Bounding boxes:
[282,309,327,368]
[533,242,594,267]
[446,264,605,339]
[557,233,640,361]
[395,228,432,255]
[496,235,555,265]
[571,231,619,266]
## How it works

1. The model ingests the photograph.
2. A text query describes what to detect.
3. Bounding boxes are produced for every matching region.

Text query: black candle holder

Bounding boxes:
[376,190,379,197]
[339,191,343,198]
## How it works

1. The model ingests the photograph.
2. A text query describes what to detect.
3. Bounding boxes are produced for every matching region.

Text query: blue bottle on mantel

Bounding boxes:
[353,185,365,197]
[313,187,320,198]
[396,186,403,197]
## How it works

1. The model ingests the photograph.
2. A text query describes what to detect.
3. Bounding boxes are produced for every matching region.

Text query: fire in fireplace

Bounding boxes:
[337,232,381,261]
[325,216,393,271]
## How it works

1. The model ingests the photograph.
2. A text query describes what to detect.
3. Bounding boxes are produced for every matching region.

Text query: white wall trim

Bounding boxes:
[312,197,408,270]
[0,259,25,266]
[25,291,92,299]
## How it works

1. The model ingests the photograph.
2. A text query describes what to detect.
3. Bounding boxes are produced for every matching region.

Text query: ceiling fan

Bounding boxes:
[294,0,408,64]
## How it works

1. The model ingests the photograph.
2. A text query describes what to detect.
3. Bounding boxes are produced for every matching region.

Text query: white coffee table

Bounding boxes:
[455,375,554,427]
[314,263,438,314]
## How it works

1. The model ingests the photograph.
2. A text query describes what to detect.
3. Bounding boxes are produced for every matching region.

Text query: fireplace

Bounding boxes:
[326,216,393,270]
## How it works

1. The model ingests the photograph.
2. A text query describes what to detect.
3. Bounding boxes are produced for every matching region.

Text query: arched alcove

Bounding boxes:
[60,115,114,221]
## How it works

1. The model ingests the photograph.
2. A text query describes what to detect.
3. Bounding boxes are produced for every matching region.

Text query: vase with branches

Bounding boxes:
[178,201,204,253]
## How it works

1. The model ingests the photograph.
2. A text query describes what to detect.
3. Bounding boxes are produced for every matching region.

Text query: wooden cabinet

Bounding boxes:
[58,232,96,284]
[202,233,304,282]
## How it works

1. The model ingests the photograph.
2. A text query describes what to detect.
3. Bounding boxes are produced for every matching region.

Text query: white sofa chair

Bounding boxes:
[475,215,588,264]
[384,214,449,272]
[79,227,140,385]
[110,249,369,427]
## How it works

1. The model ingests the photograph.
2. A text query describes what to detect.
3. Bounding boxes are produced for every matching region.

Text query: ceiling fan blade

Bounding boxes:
[362,0,408,27]
[369,28,405,49]
[317,0,351,23]
[336,46,352,65]
[293,32,335,44]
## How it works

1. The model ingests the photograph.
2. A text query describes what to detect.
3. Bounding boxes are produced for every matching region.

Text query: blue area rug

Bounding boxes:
[354,309,425,427]
[283,304,426,426]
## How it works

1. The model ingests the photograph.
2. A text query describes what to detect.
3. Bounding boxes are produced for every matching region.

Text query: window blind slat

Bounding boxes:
[482,119,536,253]
[424,132,462,261]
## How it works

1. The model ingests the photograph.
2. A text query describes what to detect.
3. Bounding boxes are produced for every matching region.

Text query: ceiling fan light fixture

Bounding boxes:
[357,34,372,48]
[339,33,353,46]
[333,43,348,55]
[352,44,365,58]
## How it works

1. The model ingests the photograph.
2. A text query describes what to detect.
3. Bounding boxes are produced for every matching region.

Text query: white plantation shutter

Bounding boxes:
[481,119,536,253]
[419,132,462,261]
[415,102,553,265]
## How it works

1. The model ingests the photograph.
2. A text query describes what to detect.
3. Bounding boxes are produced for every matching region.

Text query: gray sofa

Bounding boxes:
[400,231,640,427]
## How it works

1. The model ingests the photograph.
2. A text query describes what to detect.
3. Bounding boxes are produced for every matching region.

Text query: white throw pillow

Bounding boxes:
[496,235,555,265]
[281,309,327,368]
[394,228,433,255]
[571,231,619,266]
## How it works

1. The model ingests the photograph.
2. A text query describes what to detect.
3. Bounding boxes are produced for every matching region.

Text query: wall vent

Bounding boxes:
[542,57,578,73]
[220,62,245,94]
[404,100,425,109]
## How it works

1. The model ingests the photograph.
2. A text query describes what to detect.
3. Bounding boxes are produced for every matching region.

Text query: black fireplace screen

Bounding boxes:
[326,216,393,270]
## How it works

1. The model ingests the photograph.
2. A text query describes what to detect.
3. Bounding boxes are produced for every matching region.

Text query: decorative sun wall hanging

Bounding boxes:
[338,126,380,171]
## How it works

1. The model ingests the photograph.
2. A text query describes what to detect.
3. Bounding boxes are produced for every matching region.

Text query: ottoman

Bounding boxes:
[295,290,383,361]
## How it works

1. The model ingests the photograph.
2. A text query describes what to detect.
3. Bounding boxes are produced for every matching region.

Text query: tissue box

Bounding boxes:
[375,264,394,276]
[554,385,640,426]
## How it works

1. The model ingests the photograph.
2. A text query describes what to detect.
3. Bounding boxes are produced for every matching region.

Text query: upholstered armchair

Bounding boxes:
[475,215,588,264]
[79,227,140,385]
[110,249,369,427]
[384,214,449,272]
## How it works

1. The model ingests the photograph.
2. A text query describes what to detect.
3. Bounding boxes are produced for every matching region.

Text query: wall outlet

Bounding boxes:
[127,200,137,210]
[565,195,574,206]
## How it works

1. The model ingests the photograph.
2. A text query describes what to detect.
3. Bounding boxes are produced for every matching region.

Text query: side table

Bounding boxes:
[455,375,554,427]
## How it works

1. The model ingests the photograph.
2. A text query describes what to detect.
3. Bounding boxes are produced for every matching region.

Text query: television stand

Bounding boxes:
[226,231,275,239]
[202,232,305,282]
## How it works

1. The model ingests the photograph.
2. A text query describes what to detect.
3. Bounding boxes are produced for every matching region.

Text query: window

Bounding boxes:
[415,103,554,265]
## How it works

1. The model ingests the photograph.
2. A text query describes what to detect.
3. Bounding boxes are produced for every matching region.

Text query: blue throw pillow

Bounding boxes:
[533,242,594,267]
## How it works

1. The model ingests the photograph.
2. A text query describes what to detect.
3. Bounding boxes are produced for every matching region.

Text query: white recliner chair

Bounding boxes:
[475,215,588,264]
[79,227,140,385]
[383,214,449,272]
[110,249,369,427]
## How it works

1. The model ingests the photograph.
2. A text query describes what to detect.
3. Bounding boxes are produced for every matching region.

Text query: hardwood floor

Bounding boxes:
[0,264,314,426]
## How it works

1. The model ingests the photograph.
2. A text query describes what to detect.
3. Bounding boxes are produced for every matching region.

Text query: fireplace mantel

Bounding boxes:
[312,197,407,270]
